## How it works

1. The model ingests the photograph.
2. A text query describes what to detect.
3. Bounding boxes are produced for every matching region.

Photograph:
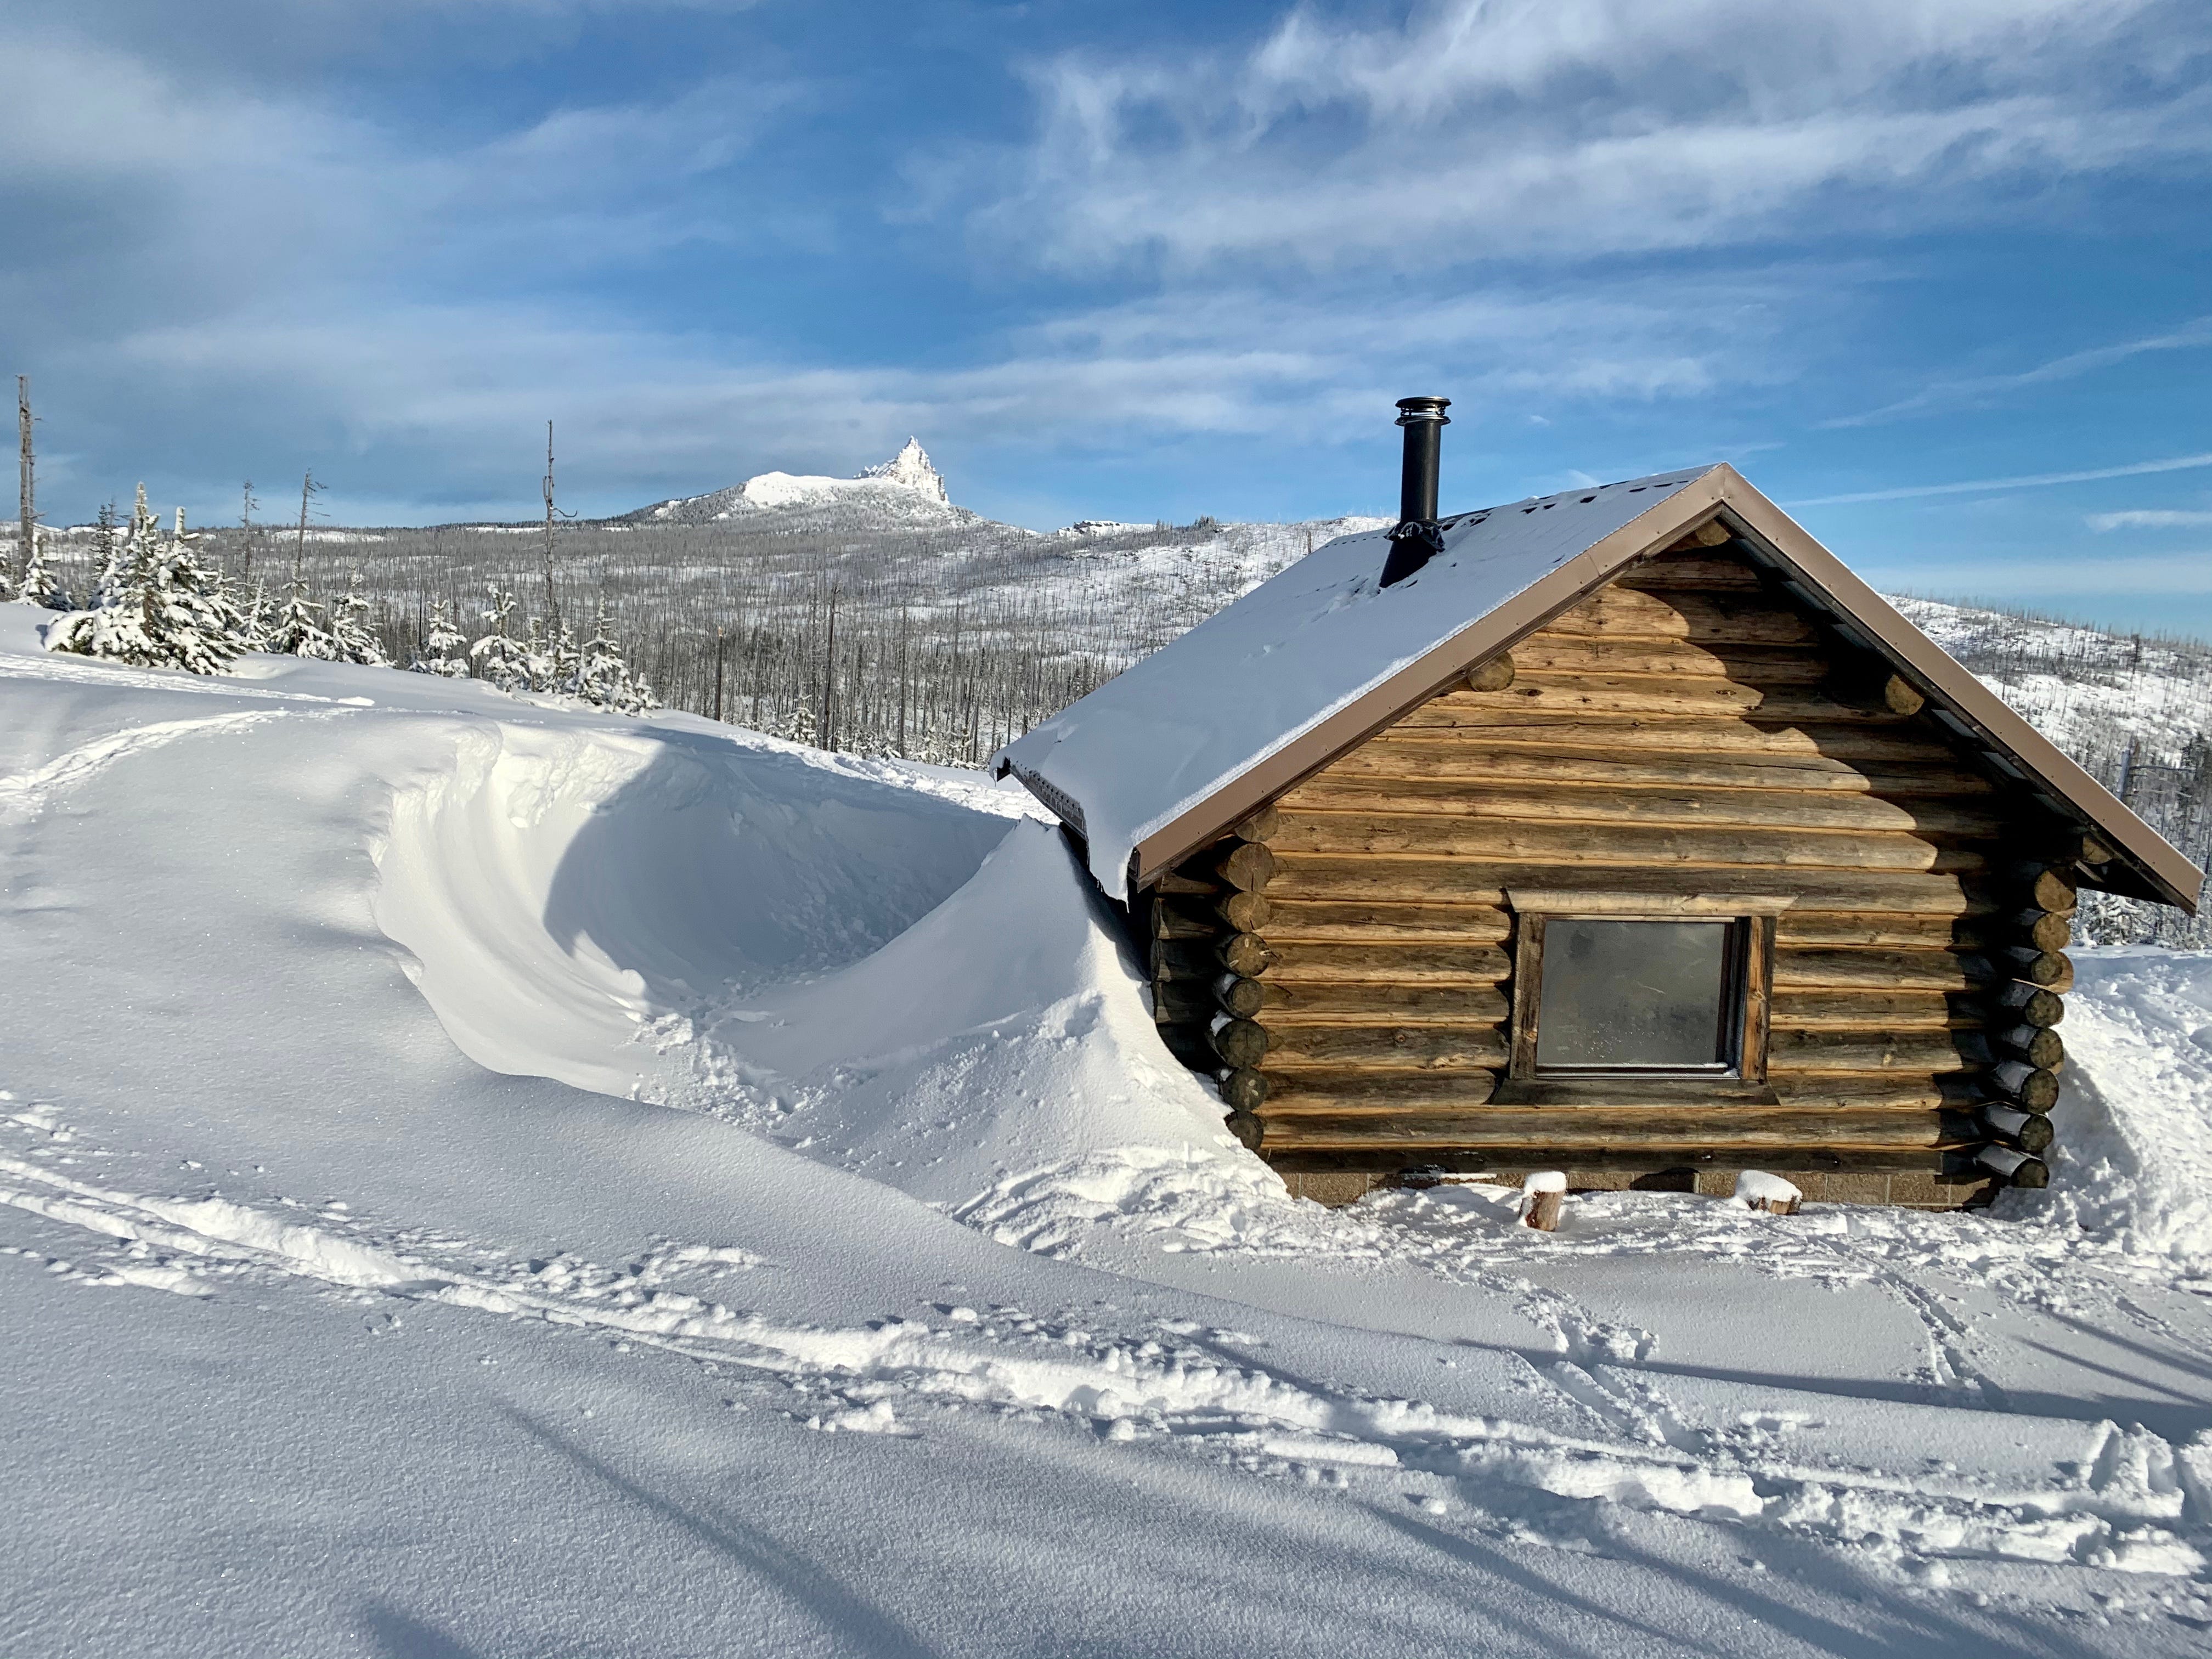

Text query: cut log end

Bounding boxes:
[1220,1068,1269,1113]
[1234,805,1282,844]
[1224,1110,1265,1151]
[1463,653,1516,693]
[1210,1018,1270,1069]
[1975,1144,2050,1188]
[1212,841,1278,892]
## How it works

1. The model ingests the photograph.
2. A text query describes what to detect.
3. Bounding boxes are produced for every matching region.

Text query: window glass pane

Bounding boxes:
[1534,919,1733,1069]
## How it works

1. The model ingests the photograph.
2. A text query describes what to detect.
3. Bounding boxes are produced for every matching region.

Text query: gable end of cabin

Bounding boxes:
[1139,524,2091,1209]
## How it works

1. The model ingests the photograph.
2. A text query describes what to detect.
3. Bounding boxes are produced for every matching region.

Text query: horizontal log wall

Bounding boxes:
[1149,535,2075,1207]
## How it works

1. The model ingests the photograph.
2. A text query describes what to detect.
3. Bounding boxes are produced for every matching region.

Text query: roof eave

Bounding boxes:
[1126,467,1739,890]
[1706,466,2203,915]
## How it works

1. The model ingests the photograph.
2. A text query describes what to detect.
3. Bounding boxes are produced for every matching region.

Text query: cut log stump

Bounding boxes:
[1520,1171,1566,1232]
[1733,1170,1803,1216]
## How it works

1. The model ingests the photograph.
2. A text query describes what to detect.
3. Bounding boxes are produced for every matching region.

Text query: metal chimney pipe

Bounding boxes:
[1395,395,1449,524]
[1380,395,1451,588]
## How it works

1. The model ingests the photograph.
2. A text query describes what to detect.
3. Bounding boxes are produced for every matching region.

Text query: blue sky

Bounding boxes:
[4,0,2209,629]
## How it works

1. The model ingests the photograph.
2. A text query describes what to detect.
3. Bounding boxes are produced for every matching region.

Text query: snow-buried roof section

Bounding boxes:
[995,462,2203,914]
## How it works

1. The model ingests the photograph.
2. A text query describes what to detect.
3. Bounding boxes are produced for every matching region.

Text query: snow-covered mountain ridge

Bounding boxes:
[615,437,979,530]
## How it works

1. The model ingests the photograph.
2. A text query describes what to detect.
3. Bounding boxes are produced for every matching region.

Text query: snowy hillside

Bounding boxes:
[5,606,2212,1654]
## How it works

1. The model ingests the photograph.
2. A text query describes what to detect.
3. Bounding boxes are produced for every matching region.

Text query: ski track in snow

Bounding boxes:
[0,707,358,824]
[3,1104,2207,1583]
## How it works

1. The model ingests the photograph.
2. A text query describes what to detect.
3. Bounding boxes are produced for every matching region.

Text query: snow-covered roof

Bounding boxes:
[996,463,2203,912]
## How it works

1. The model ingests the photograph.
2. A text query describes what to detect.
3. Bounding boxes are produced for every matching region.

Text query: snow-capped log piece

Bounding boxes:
[1733,1170,1803,1215]
[999,433,2202,1208]
[1521,1171,1567,1232]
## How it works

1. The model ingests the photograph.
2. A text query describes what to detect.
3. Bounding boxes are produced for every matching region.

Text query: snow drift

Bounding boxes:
[8,608,2212,1655]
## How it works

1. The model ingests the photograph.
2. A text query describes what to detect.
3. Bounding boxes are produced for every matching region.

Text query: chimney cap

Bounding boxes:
[1395,396,1451,427]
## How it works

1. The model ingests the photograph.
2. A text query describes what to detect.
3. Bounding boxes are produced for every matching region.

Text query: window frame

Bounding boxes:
[1504,891,1789,1086]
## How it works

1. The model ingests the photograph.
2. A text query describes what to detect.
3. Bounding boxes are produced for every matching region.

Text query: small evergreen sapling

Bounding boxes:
[4,524,66,608]
[329,569,389,666]
[470,584,530,691]
[411,599,471,678]
[266,572,336,659]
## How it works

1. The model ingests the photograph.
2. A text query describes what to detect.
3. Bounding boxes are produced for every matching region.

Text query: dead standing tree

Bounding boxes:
[541,421,571,643]
[16,375,35,591]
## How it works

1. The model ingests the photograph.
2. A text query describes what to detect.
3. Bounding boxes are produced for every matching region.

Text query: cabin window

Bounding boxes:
[1532,919,1742,1072]
[1504,893,1787,1084]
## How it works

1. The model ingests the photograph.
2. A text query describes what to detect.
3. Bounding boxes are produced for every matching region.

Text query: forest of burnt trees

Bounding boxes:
[146,509,1341,766]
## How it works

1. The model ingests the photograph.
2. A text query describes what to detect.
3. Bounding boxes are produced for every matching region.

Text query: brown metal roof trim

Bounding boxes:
[1129,464,2201,913]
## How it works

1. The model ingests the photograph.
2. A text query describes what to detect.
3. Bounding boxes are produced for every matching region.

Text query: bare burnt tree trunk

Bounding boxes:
[17,375,33,590]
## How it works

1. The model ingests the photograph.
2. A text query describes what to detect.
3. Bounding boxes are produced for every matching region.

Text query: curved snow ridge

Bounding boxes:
[0,707,357,825]
[371,715,1020,1102]
[3,1146,2204,1576]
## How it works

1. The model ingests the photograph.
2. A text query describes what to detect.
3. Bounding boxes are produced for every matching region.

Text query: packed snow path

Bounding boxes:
[4,611,2212,1656]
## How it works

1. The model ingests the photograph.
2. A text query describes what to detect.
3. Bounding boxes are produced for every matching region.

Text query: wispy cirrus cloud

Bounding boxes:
[1792,452,2212,507]
[1824,318,2212,428]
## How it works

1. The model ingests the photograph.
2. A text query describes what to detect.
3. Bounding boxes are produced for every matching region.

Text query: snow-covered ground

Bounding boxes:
[5,607,2212,1656]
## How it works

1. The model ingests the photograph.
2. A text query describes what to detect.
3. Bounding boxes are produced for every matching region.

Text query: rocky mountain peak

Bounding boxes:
[858,438,948,504]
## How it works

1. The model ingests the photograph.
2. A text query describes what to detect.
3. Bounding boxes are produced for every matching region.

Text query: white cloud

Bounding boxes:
[958,0,2207,273]
[2088,509,2212,531]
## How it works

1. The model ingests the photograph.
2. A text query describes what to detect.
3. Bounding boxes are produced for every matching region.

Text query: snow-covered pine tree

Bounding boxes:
[470,584,530,691]
[410,598,471,678]
[328,569,389,667]
[572,606,656,713]
[15,527,67,608]
[240,580,274,650]
[46,488,247,672]
[518,614,554,694]
[550,619,582,698]
[265,571,336,659]
[45,488,162,662]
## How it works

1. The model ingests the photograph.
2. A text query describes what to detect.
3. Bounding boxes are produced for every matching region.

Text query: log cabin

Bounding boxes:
[995,400,2204,1209]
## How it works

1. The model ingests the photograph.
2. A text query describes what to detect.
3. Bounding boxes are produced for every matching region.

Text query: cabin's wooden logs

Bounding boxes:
[1261,1025,1506,1070]
[1279,776,2006,838]
[1139,546,2095,1200]
[1254,1108,1983,1150]
[1271,813,1985,874]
